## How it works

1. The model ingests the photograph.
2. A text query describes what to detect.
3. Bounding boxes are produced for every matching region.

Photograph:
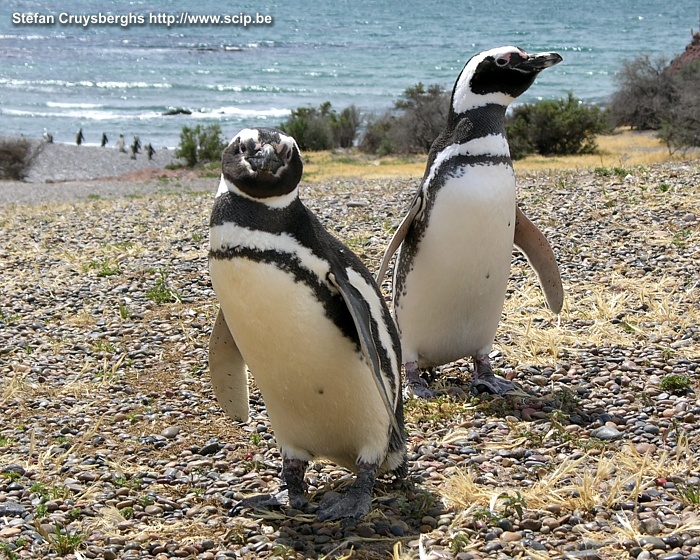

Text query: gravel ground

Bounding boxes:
[0,157,699,560]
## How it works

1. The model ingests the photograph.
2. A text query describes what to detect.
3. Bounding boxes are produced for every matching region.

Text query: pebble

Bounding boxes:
[590,426,623,441]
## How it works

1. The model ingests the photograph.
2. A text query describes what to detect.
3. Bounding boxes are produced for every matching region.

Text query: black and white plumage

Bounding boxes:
[377,46,564,398]
[208,127,406,521]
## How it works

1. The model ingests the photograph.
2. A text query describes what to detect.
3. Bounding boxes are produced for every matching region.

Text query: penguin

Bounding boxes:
[208,127,406,521]
[76,127,84,146]
[145,143,156,160]
[132,135,141,154]
[377,46,565,398]
[100,133,108,147]
[117,134,127,153]
[42,128,53,143]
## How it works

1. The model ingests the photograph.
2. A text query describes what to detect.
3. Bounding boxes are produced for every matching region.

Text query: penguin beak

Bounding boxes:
[249,144,284,175]
[517,51,563,72]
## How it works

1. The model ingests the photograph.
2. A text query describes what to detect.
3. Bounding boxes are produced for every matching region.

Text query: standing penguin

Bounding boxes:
[117,134,127,153]
[145,143,156,160]
[76,127,85,146]
[208,127,406,520]
[100,132,108,147]
[377,46,564,398]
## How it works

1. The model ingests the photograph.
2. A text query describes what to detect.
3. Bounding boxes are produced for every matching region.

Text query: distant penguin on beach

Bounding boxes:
[132,135,141,154]
[129,145,137,160]
[100,133,108,147]
[117,134,126,153]
[76,128,85,146]
[42,128,53,143]
[146,143,156,160]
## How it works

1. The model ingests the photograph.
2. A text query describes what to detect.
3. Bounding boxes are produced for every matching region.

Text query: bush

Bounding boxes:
[175,124,226,167]
[505,93,610,159]
[359,113,397,156]
[656,62,700,152]
[360,83,449,155]
[279,102,361,151]
[0,138,41,180]
[607,55,674,131]
[608,54,700,152]
[390,83,450,153]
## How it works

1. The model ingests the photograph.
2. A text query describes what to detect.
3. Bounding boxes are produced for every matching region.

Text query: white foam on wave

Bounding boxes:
[209,84,309,93]
[46,101,103,109]
[1,107,163,121]
[0,78,171,89]
[194,106,291,118]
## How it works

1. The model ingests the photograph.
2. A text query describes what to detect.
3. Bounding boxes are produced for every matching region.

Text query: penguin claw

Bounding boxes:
[470,371,520,396]
[230,491,287,515]
[230,489,308,516]
[404,382,435,399]
[316,462,377,521]
[317,490,372,521]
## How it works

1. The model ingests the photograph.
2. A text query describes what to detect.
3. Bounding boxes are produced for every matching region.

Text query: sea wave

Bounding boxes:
[1,108,163,121]
[1,106,291,121]
[193,106,291,118]
[0,78,172,89]
[208,84,310,93]
[46,101,104,109]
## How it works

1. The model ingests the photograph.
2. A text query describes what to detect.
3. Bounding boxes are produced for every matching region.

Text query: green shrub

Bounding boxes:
[279,102,361,151]
[175,124,226,167]
[505,93,610,159]
[360,82,449,155]
[359,113,397,156]
[659,373,691,395]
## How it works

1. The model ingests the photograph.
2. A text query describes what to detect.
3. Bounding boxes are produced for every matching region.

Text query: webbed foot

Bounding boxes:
[317,462,377,521]
[471,354,520,395]
[230,489,291,515]
[404,361,435,399]
[230,457,309,515]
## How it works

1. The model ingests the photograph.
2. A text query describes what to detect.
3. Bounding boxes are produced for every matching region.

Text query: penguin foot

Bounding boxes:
[404,382,435,399]
[282,457,309,510]
[404,361,435,399]
[317,462,377,521]
[471,354,518,395]
[230,489,291,515]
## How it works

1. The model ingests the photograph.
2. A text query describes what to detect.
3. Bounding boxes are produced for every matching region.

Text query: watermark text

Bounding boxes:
[12,11,273,28]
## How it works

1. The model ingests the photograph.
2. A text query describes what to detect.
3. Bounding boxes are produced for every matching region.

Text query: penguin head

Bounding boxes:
[451,46,562,115]
[221,127,303,199]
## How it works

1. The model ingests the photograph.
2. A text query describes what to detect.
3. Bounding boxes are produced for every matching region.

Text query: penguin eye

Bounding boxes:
[495,57,509,67]
[239,142,247,154]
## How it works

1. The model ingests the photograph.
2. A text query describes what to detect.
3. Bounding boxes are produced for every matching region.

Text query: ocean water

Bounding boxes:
[1,0,696,148]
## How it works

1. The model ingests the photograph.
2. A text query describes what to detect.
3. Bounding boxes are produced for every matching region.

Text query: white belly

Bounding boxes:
[395,164,516,366]
[210,257,390,471]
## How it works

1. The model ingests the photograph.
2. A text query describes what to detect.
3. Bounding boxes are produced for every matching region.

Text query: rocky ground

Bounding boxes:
[0,157,699,560]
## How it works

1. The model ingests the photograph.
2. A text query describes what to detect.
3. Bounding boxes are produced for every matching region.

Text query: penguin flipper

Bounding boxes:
[208,308,250,422]
[327,271,400,436]
[376,193,423,285]
[514,206,564,314]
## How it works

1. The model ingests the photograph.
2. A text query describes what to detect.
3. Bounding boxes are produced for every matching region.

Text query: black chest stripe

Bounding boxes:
[210,245,360,347]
